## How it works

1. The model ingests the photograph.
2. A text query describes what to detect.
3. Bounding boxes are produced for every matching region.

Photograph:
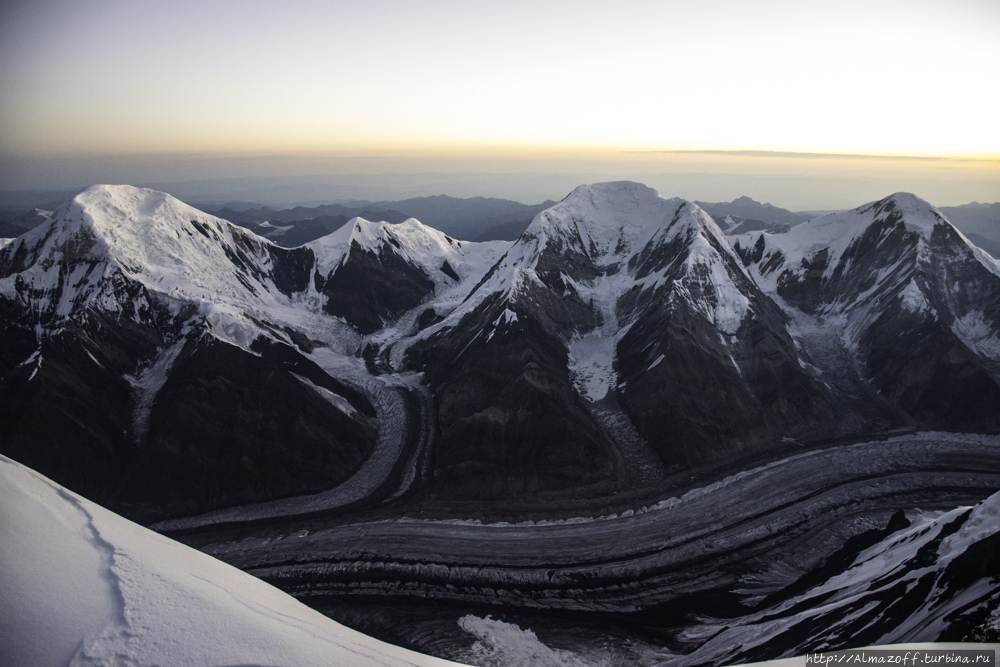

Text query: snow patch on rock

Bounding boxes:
[951,310,1000,360]
[898,278,930,314]
[457,615,591,667]
[126,337,188,443]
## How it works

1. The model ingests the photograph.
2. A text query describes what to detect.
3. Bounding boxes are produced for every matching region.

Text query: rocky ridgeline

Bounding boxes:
[0,183,998,523]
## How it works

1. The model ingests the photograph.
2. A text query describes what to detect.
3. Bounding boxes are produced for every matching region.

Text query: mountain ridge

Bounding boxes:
[1,182,998,520]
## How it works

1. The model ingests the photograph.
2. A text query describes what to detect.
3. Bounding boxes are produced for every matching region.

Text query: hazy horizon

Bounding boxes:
[2,152,997,212]
[1,0,997,209]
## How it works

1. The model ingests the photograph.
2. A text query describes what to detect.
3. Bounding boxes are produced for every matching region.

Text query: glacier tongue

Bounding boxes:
[125,337,188,444]
[566,269,638,402]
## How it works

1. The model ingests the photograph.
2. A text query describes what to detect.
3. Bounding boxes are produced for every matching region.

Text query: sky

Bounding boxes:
[1,0,998,208]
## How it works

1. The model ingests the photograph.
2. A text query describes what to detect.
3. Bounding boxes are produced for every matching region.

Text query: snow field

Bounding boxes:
[0,454,467,667]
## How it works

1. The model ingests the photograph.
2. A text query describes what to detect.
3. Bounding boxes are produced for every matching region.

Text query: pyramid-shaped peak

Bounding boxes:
[488,183,750,290]
[561,181,667,207]
[872,192,947,233]
[880,191,933,209]
[540,181,687,231]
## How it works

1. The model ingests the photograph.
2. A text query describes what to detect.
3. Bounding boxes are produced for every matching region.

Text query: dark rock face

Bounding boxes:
[408,294,620,499]
[319,242,435,335]
[862,311,1000,432]
[269,245,315,296]
[617,228,851,469]
[122,338,376,523]
[0,307,378,524]
[416,307,444,330]
[440,260,459,281]
[616,294,847,470]
[857,222,1000,432]
[774,247,830,314]
[0,319,147,514]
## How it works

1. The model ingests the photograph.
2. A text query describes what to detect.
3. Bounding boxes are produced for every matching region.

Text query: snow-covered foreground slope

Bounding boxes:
[8,453,992,667]
[0,454,465,667]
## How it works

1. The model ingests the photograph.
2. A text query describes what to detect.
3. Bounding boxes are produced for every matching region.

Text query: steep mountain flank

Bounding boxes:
[733,193,1000,433]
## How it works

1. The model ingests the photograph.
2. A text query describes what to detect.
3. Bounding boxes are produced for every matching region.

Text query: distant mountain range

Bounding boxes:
[695,195,813,229]
[0,208,53,238]
[196,196,1000,257]
[938,201,1000,234]
[342,194,558,242]
[937,202,1000,257]
[204,194,557,245]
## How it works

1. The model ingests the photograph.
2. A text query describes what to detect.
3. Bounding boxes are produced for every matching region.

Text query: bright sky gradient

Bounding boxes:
[1,0,998,206]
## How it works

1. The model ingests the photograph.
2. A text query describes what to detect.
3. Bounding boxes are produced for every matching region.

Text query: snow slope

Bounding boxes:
[0,454,466,667]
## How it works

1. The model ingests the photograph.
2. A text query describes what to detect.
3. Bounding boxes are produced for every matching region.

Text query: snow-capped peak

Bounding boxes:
[523,181,704,261]
[24,184,280,298]
[409,182,759,401]
[877,192,949,234]
[0,184,314,343]
[0,185,515,350]
[734,191,964,296]
[732,188,1000,364]
[308,215,508,291]
[446,182,752,319]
